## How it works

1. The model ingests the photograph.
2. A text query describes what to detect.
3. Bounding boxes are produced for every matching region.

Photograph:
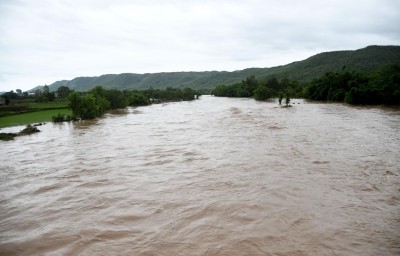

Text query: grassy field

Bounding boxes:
[0,109,72,128]
[0,100,71,128]
[27,102,69,110]
[0,101,69,117]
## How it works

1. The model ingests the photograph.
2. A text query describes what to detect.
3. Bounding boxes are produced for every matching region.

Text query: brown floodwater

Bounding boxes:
[1,96,399,255]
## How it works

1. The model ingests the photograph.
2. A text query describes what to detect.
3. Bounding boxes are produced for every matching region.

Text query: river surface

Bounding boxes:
[1,96,400,255]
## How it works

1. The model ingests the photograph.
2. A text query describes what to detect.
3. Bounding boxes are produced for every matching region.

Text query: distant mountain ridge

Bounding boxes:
[36,45,400,92]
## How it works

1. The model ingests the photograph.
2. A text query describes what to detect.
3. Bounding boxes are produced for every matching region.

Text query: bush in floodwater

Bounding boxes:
[52,113,66,122]
[285,94,291,107]
[65,114,79,121]
[52,113,79,123]
[278,92,283,105]
[281,88,292,107]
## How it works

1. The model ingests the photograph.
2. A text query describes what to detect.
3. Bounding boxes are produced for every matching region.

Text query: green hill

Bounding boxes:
[44,45,400,92]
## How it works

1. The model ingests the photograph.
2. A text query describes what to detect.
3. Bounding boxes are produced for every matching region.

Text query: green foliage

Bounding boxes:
[67,86,199,120]
[241,75,259,96]
[182,88,197,100]
[278,92,283,105]
[142,87,199,102]
[81,93,101,119]
[56,86,71,98]
[34,91,56,103]
[254,85,273,101]
[213,75,303,101]
[212,84,235,97]
[52,113,78,123]
[106,90,128,109]
[1,91,17,105]
[31,85,56,102]
[304,64,400,105]
[278,88,292,107]
[129,92,151,106]
[68,92,83,118]
[43,85,49,94]
[212,76,260,98]
[52,113,66,122]
[265,77,281,91]
[285,94,291,107]
[304,69,366,101]
[68,90,111,119]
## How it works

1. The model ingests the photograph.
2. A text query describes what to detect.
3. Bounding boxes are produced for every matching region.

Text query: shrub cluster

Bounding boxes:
[52,113,79,123]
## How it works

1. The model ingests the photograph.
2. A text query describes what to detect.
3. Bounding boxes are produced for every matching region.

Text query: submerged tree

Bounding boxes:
[67,92,108,119]
[278,92,283,105]
[282,88,292,107]
[254,85,273,101]
[129,92,151,106]
[285,94,291,107]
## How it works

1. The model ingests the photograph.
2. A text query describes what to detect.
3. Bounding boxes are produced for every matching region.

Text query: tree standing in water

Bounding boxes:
[285,93,291,107]
[281,88,292,107]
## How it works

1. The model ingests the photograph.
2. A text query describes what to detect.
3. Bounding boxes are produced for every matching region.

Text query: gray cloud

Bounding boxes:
[0,0,399,91]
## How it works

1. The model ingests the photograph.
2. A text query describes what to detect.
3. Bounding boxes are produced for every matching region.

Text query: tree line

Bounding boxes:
[303,64,400,104]
[0,85,72,104]
[212,64,399,105]
[58,86,200,121]
[212,75,302,104]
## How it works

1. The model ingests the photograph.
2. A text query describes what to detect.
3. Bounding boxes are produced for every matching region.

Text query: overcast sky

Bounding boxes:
[0,0,399,91]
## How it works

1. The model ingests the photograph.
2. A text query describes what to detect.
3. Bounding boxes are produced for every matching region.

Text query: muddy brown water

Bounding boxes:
[1,96,399,255]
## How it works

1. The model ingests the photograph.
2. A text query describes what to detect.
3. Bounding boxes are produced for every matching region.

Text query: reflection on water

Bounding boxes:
[1,96,399,255]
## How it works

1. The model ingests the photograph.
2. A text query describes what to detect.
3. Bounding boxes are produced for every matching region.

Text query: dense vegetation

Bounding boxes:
[27,46,400,93]
[304,64,400,104]
[212,75,302,102]
[212,64,399,105]
[66,86,200,120]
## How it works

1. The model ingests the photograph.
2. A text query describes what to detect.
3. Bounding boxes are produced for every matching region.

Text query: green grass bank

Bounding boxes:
[0,109,71,128]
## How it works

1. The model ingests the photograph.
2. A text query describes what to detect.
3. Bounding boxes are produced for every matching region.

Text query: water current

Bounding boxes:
[1,96,400,255]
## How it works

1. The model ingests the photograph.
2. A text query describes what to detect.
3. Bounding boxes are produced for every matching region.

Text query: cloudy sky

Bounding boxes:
[0,0,399,91]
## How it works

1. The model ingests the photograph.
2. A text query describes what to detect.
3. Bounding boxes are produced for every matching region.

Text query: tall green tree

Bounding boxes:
[129,92,151,106]
[254,85,273,101]
[57,86,71,98]
[68,92,106,119]
[43,85,50,94]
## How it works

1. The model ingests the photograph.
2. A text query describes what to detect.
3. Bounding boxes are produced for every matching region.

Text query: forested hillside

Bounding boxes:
[34,45,399,92]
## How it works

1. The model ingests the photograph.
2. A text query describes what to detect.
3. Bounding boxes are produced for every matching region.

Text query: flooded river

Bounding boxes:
[1,96,400,255]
